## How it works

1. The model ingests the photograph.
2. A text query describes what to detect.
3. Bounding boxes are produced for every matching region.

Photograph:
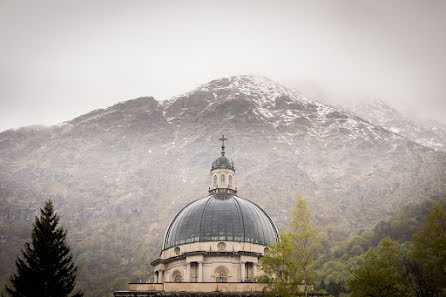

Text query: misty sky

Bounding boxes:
[1,0,445,131]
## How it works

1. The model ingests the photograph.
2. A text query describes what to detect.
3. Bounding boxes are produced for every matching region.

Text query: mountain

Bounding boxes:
[1,75,445,297]
[343,99,446,152]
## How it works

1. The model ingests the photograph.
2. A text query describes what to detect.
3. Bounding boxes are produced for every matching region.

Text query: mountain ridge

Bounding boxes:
[0,75,445,297]
[341,99,446,152]
[1,76,442,154]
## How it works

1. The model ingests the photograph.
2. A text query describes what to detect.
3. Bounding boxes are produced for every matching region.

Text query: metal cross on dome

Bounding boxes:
[219,135,228,156]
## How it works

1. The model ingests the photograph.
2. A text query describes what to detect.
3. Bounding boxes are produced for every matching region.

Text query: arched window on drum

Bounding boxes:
[215,267,228,282]
[213,175,217,187]
[228,175,232,187]
[172,270,182,282]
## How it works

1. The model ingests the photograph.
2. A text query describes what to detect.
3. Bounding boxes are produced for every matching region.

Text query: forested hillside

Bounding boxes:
[316,196,446,296]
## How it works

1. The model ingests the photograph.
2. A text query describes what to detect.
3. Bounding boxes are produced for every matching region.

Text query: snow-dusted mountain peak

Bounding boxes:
[165,75,308,108]
[158,75,411,147]
[345,99,446,152]
[202,75,309,105]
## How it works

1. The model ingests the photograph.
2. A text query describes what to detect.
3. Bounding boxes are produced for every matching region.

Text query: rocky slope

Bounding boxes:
[0,75,445,296]
[343,99,446,152]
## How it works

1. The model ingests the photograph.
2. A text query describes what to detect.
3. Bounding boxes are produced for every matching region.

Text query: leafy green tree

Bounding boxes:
[3,200,83,297]
[260,197,321,296]
[317,259,352,297]
[290,197,322,290]
[409,202,446,296]
[403,257,438,297]
[260,232,301,297]
[349,237,410,297]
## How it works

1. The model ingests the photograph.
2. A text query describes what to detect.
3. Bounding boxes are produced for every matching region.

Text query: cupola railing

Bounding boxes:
[208,187,237,195]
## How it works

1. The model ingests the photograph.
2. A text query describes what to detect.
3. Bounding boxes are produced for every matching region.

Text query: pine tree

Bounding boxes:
[4,200,83,297]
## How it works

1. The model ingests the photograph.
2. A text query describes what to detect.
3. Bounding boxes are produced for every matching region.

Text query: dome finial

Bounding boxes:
[219,135,227,156]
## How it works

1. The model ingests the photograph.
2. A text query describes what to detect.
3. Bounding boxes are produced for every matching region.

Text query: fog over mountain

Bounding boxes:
[339,99,446,152]
[1,0,445,131]
[1,75,445,295]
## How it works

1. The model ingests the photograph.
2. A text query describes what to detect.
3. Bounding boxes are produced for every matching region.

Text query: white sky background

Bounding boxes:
[0,0,445,131]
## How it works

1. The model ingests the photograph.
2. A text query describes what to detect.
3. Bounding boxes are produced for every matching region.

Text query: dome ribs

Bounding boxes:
[231,195,246,243]
[162,195,278,250]
[198,195,214,242]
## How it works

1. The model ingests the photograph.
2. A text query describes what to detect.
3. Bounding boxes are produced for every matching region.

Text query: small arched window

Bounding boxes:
[215,268,228,282]
[213,175,217,186]
[228,175,232,187]
[221,174,225,186]
[172,270,182,282]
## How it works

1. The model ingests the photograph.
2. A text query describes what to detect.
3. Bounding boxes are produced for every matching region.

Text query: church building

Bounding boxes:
[114,136,279,296]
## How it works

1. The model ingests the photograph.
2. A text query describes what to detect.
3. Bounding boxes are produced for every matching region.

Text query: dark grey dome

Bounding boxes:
[163,195,278,250]
[211,156,234,170]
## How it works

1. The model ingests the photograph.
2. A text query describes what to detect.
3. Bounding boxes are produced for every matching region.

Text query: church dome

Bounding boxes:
[211,155,234,170]
[162,194,278,250]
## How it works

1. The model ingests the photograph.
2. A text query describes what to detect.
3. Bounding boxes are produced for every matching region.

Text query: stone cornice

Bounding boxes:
[151,250,262,266]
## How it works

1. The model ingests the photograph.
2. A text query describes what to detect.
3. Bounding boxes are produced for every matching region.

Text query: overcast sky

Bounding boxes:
[1,0,445,131]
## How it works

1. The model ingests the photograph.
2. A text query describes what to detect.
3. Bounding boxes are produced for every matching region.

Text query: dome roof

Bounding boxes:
[211,155,234,170]
[163,194,278,250]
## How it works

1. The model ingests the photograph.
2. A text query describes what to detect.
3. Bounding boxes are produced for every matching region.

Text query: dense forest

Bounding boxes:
[315,195,446,296]
[1,195,444,297]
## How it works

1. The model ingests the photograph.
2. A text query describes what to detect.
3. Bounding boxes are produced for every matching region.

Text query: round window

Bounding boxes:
[264,247,270,254]
[174,247,181,256]
[217,242,226,252]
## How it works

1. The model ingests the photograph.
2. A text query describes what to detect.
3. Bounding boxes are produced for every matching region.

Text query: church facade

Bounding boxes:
[114,136,279,296]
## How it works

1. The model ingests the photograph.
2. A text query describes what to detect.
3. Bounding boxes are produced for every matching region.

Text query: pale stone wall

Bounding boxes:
[164,282,265,292]
[128,283,163,291]
[209,168,236,190]
[201,255,242,282]
[164,258,187,282]
[127,283,314,293]
[155,234,269,284]
[128,282,266,292]
[155,247,263,283]
[160,241,267,260]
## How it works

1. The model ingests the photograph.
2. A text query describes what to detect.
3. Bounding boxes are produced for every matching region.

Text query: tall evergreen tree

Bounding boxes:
[3,200,82,297]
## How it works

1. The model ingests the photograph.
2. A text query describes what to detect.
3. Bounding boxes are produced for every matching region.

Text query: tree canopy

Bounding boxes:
[410,202,446,296]
[260,197,321,296]
[4,200,83,297]
[348,237,410,297]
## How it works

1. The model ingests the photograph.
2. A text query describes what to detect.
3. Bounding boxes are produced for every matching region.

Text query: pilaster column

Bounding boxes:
[198,262,203,282]
[160,270,164,283]
[185,263,191,282]
[240,262,246,282]
[253,263,258,281]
